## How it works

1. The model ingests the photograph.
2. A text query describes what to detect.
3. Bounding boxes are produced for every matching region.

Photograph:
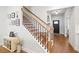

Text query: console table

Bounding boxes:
[3,37,22,53]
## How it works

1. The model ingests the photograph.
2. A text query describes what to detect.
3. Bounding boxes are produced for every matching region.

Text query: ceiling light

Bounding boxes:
[55,11,58,14]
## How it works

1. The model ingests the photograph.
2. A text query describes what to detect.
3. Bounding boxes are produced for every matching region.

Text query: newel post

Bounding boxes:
[47,27,54,53]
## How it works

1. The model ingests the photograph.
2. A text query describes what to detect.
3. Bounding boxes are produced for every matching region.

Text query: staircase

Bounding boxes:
[22,6,54,53]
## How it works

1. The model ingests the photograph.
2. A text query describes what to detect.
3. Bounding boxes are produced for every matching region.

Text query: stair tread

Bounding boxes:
[23,21,31,23]
[25,26,35,28]
[24,25,33,28]
[24,23,32,24]
[27,29,38,33]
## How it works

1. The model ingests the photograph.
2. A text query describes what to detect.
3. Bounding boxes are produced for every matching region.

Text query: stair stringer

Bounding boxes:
[17,25,47,53]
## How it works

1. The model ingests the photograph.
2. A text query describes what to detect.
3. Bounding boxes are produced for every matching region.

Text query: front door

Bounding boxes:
[53,20,59,33]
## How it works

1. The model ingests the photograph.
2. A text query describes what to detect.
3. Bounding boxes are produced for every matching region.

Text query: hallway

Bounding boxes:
[50,34,77,53]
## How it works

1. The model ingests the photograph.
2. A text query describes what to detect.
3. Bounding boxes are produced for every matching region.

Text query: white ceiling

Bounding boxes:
[48,8,66,16]
[47,6,73,16]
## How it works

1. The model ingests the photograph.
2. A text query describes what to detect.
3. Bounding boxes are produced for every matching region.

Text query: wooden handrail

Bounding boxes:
[22,6,53,32]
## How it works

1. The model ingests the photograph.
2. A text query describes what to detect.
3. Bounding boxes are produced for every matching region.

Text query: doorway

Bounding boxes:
[53,20,59,33]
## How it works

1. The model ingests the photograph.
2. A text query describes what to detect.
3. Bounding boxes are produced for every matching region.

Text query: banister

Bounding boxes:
[22,6,53,32]
[22,6,54,52]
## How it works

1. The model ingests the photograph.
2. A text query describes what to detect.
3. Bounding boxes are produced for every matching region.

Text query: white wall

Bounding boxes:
[73,7,79,52]
[0,6,8,45]
[75,7,79,51]
[51,15,65,34]
[7,6,22,34]
[68,7,79,52]
[64,7,73,37]
[26,6,50,23]
[68,7,76,50]
[75,7,79,33]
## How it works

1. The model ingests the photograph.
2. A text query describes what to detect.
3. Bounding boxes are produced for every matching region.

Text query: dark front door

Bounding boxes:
[53,20,59,33]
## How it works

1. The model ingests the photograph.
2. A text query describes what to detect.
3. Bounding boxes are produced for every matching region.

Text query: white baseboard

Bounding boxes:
[22,46,47,53]
[22,47,35,53]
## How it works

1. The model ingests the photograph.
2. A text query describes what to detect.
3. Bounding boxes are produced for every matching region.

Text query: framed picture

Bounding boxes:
[9,12,20,26]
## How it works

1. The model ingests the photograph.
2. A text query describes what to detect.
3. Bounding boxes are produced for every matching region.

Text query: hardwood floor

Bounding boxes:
[0,46,10,53]
[0,34,77,53]
[50,34,77,53]
[0,46,26,53]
